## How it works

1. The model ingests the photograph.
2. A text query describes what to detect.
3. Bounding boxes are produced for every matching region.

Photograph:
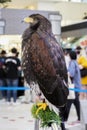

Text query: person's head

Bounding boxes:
[11,48,17,56]
[75,46,82,55]
[69,50,77,60]
[63,48,71,56]
[11,47,17,54]
[63,49,68,55]
[0,50,6,56]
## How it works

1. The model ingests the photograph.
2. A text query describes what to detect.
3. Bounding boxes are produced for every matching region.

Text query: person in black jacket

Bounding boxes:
[5,48,21,105]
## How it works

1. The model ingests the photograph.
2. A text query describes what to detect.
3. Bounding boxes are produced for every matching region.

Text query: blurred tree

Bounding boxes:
[0,0,11,7]
[0,0,11,3]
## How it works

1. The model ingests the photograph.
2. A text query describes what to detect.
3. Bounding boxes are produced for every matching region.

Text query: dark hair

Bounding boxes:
[0,50,6,55]
[76,46,82,55]
[76,46,82,50]
[63,49,68,55]
[69,51,77,60]
[11,48,17,54]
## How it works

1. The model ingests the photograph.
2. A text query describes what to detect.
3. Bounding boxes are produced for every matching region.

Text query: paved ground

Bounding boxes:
[0,98,86,130]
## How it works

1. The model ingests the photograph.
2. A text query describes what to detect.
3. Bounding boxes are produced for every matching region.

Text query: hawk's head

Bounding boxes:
[23,14,51,32]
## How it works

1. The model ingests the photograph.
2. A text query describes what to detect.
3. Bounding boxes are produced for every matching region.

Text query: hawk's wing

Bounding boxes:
[22,30,67,86]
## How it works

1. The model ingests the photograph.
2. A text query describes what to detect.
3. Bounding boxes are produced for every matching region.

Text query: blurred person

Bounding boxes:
[63,49,70,70]
[59,106,67,130]
[0,50,7,100]
[5,48,21,105]
[15,51,24,97]
[66,50,81,122]
[61,48,71,130]
[76,46,87,99]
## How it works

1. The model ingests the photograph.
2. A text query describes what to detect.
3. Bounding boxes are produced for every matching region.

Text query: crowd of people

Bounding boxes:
[0,47,24,105]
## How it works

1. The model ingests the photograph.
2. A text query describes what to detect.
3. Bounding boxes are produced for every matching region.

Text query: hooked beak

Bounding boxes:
[23,17,34,23]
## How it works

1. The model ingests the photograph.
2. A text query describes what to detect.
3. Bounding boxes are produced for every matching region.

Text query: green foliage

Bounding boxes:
[0,0,11,3]
[31,104,38,119]
[31,103,61,128]
[0,0,11,8]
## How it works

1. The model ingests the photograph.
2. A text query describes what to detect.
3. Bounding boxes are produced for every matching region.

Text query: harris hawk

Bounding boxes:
[22,14,69,108]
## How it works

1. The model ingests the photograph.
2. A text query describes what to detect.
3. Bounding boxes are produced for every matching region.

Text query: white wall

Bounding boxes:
[38,2,87,25]
[0,8,61,37]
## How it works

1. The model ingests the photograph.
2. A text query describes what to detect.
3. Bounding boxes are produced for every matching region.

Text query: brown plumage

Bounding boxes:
[22,14,69,108]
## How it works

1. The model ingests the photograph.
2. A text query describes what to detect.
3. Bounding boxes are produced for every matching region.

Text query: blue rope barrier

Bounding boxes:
[0,87,87,93]
[69,88,87,93]
[0,87,30,90]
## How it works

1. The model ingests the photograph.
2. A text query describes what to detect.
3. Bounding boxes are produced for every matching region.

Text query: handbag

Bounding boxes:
[80,68,87,77]
[68,76,75,99]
